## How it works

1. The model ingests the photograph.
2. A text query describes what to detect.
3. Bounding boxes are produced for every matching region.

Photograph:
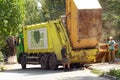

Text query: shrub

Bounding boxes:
[115,49,120,58]
[107,69,120,78]
[0,51,5,71]
[0,51,4,62]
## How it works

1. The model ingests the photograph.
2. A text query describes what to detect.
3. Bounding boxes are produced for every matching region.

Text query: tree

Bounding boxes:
[99,0,120,40]
[0,0,25,60]
[40,0,66,22]
[24,0,41,25]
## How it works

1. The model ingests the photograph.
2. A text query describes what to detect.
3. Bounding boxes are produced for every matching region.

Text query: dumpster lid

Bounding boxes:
[74,0,102,9]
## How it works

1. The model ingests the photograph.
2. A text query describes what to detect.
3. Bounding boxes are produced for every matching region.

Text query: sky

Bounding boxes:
[37,0,42,10]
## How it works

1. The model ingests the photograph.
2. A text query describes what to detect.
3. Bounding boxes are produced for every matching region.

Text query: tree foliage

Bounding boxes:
[24,0,41,25]
[40,0,66,22]
[99,0,120,40]
[0,0,25,47]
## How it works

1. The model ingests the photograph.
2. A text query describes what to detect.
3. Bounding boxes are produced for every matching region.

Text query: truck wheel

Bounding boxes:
[21,54,26,69]
[48,54,58,70]
[40,55,49,70]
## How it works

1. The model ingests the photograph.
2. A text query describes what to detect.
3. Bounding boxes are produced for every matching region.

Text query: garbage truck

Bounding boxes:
[17,0,118,70]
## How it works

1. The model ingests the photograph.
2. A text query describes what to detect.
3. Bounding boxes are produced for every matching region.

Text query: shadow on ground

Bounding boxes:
[2,67,65,76]
[0,64,107,80]
[2,64,86,76]
[58,76,106,80]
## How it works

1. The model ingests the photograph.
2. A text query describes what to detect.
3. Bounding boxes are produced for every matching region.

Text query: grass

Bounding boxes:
[91,69,104,77]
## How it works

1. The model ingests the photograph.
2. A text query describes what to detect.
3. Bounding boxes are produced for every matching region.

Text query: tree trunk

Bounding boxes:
[6,36,17,64]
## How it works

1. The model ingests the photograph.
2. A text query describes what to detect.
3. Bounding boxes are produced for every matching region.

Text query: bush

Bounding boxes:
[0,51,5,71]
[115,49,120,58]
[107,69,120,78]
[0,51,4,62]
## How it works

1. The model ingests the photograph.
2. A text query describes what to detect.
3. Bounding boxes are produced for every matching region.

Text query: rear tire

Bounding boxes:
[48,54,58,70]
[21,54,26,69]
[40,55,49,70]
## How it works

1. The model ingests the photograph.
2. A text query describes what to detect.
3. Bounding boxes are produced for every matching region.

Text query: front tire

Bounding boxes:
[21,54,26,69]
